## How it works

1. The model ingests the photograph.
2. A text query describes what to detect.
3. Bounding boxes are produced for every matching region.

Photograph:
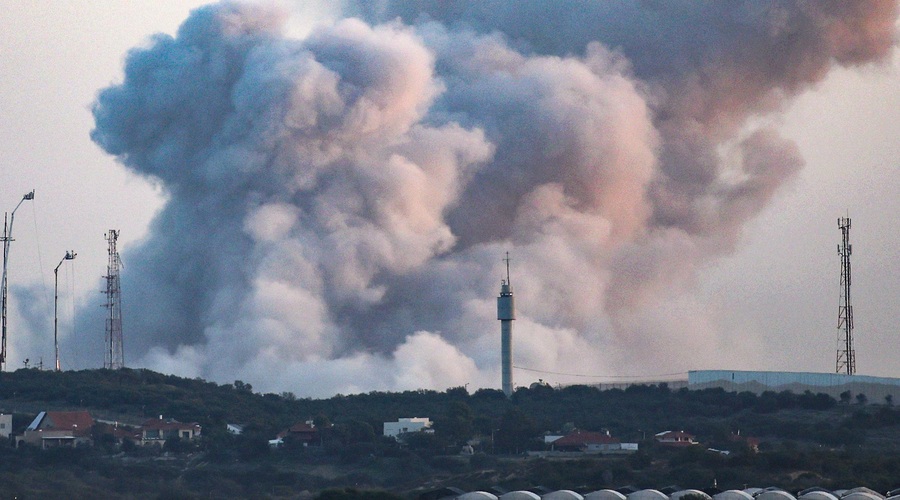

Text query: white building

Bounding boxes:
[383,417,432,439]
[0,413,11,439]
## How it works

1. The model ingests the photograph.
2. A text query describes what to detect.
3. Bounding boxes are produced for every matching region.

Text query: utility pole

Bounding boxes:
[54,251,76,372]
[1,190,34,371]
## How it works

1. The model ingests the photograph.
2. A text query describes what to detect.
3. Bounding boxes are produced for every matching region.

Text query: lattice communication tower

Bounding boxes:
[103,230,124,369]
[835,217,855,375]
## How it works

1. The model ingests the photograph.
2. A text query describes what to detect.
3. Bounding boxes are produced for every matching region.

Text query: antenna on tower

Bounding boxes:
[836,216,855,375]
[103,230,125,370]
[503,251,511,286]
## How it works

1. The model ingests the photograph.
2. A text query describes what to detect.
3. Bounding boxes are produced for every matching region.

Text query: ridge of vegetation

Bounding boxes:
[1,368,899,498]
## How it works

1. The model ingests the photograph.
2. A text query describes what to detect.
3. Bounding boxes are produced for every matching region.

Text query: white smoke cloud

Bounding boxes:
[85,0,898,395]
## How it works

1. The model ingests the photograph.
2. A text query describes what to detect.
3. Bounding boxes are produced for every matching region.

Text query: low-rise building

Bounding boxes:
[654,430,697,447]
[384,417,432,440]
[729,432,761,452]
[140,416,201,447]
[551,430,619,452]
[0,413,11,440]
[18,411,94,449]
[536,429,637,456]
[277,421,319,446]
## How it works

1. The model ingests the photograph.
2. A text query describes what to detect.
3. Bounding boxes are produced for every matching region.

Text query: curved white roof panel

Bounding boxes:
[501,493,542,500]
[715,491,755,500]
[756,491,797,500]
[459,493,499,500]
[844,489,884,500]
[543,491,584,500]
[584,490,627,500]
[671,491,711,500]
[799,492,839,500]
[627,490,668,500]
[842,494,883,500]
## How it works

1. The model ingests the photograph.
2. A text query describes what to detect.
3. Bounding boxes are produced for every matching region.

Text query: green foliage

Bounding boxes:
[343,419,376,444]
[798,390,837,410]
[3,369,900,494]
[840,390,852,404]
[494,407,538,454]
[403,431,449,456]
[433,401,475,445]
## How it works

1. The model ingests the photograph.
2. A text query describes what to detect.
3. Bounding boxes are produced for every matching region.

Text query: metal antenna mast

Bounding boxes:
[1,190,34,371]
[836,217,855,375]
[504,251,511,286]
[103,230,124,370]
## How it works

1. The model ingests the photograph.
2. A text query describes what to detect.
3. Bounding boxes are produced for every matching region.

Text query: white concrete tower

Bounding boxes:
[497,252,515,397]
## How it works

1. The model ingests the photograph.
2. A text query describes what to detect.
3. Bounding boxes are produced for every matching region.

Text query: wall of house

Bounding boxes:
[0,414,11,439]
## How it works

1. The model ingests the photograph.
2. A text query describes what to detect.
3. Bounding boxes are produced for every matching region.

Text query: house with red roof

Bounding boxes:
[550,429,620,452]
[139,416,201,447]
[18,410,94,449]
[729,432,761,452]
[654,430,698,447]
[277,421,320,446]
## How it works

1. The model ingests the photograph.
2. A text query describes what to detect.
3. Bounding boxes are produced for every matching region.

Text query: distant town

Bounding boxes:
[1,367,900,497]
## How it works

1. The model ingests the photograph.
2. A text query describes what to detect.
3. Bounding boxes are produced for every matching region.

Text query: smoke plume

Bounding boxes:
[88,0,897,396]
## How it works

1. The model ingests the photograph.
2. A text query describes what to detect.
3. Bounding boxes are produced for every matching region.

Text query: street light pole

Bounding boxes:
[1,190,35,371]
[54,251,76,372]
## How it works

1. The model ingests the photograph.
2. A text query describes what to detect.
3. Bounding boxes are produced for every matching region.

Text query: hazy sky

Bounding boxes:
[0,1,898,395]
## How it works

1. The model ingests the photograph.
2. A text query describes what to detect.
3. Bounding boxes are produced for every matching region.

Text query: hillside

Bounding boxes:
[1,369,899,497]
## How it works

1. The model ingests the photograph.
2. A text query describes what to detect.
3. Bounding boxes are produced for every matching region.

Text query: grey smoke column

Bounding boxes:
[87,1,898,396]
[497,253,515,397]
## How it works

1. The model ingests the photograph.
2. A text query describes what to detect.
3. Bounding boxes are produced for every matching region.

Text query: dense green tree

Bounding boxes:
[434,401,474,446]
[840,390,852,404]
[343,419,376,444]
[494,408,538,454]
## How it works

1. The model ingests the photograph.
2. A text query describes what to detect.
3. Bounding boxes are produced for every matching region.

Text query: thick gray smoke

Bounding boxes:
[89,1,897,396]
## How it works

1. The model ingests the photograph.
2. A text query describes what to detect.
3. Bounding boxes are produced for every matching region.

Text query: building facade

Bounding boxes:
[383,417,432,439]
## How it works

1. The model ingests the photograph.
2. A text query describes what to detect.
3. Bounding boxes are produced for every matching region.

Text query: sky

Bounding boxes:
[0,1,898,397]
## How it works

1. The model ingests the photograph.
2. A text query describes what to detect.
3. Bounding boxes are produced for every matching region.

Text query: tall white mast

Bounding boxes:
[497,252,515,397]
